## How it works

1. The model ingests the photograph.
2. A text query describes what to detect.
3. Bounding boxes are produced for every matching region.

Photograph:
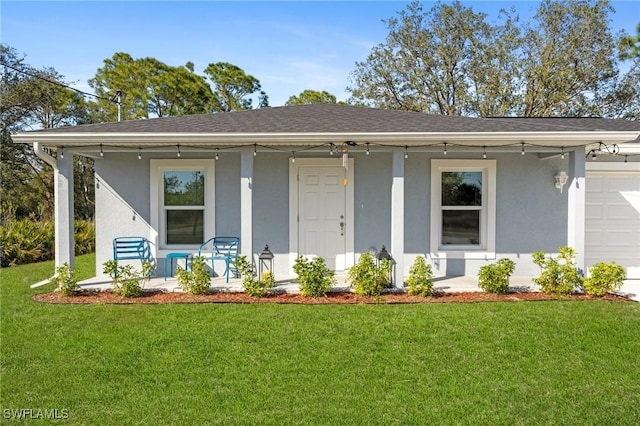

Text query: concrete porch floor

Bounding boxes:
[78,274,640,301]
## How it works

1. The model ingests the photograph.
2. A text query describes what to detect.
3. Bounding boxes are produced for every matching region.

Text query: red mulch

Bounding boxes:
[32,289,631,305]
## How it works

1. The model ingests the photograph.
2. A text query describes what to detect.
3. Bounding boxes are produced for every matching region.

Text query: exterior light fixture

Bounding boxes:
[366,142,370,156]
[137,147,142,160]
[521,142,526,155]
[555,171,568,193]
[443,142,448,156]
[291,151,296,163]
[253,144,257,156]
[560,147,565,160]
[404,146,408,159]
[215,148,219,161]
[258,245,274,281]
[177,144,181,157]
[100,144,104,157]
[59,147,64,159]
[482,146,487,159]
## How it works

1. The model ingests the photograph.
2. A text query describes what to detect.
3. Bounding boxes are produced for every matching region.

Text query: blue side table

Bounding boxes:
[164,253,191,280]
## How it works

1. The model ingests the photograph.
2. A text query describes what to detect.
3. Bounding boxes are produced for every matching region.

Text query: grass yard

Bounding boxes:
[1,255,640,425]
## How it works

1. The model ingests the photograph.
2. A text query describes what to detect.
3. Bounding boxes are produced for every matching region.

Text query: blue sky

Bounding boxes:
[2,1,639,107]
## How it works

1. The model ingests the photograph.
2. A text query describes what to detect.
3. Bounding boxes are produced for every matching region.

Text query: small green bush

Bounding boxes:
[236,255,275,297]
[103,261,148,298]
[347,252,392,297]
[49,262,79,296]
[583,262,626,297]
[176,256,211,295]
[478,258,516,294]
[294,256,336,297]
[406,256,433,296]
[532,246,582,296]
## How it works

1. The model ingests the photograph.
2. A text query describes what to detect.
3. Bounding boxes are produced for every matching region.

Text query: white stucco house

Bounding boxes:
[12,104,640,284]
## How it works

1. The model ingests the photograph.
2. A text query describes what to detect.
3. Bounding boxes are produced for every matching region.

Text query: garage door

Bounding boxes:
[586,169,640,278]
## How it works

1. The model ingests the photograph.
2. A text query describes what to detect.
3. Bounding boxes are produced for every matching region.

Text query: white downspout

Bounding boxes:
[33,142,57,168]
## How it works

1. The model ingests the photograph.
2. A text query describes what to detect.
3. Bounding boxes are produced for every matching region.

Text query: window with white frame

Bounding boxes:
[151,159,215,250]
[430,160,496,257]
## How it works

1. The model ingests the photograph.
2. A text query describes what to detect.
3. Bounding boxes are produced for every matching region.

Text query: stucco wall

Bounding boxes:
[95,150,572,278]
[94,153,152,272]
[353,152,392,254]
[252,152,290,273]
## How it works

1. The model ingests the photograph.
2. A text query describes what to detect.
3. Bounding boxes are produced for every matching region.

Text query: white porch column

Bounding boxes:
[55,150,75,269]
[391,148,405,287]
[240,147,254,260]
[567,148,586,273]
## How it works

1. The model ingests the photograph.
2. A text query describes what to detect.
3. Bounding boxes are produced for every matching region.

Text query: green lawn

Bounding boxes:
[1,255,639,425]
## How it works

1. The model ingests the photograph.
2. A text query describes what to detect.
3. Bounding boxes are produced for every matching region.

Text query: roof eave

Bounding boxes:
[12,131,640,147]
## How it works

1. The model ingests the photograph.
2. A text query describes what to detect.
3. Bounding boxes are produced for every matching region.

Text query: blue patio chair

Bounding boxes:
[113,237,152,277]
[198,237,240,283]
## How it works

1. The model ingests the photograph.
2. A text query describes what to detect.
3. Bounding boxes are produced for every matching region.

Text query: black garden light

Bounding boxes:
[375,245,396,287]
[258,245,274,280]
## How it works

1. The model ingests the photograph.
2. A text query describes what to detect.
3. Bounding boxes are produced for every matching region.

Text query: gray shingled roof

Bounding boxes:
[21,103,640,134]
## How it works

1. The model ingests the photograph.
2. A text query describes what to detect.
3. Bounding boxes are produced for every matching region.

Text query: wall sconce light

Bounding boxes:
[555,171,568,193]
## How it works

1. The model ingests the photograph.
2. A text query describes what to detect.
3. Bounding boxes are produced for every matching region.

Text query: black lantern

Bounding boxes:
[258,245,274,280]
[375,245,396,286]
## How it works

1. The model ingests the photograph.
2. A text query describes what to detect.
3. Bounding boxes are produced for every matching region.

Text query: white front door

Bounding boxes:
[298,165,346,270]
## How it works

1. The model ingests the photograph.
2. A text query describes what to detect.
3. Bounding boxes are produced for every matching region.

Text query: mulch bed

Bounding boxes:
[32,289,632,305]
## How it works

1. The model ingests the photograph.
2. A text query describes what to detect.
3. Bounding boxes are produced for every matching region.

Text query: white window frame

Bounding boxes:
[151,159,215,256]
[430,159,496,259]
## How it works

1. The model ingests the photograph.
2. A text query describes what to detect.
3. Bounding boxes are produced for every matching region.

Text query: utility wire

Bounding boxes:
[1,61,116,103]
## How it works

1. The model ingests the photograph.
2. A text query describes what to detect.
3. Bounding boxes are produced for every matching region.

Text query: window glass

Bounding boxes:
[164,171,204,206]
[442,210,480,245]
[442,172,482,206]
[166,210,204,244]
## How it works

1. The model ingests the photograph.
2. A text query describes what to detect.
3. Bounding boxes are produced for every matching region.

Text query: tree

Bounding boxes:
[347,0,634,118]
[88,53,216,121]
[347,1,520,116]
[285,90,337,105]
[204,62,263,111]
[1,45,93,222]
[521,0,618,116]
[618,23,640,61]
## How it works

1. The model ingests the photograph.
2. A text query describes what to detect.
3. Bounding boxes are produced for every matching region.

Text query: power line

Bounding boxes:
[0,61,116,103]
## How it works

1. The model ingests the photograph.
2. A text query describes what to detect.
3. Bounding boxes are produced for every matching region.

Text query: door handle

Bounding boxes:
[339,221,344,236]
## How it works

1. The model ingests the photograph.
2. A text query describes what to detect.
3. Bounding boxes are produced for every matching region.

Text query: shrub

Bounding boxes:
[347,252,392,296]
[406,256,433,296]
[103,261,149,298]
[478,258,516,294]
[236,255,275,297]
[532,247,582,296]
[74,221,95,255]
[293,256,336,297]
[49,262,79,296]
[176,256,211,295]
[0,218,95,267]
[583,262,626,297]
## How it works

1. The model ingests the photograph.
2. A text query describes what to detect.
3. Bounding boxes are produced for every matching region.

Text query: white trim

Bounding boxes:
[587,162,640,172]
[240,148,253,259]
[150,159,215,257]
[14,131,640,146]
[288,158,355,274]
[430,160,496,260]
